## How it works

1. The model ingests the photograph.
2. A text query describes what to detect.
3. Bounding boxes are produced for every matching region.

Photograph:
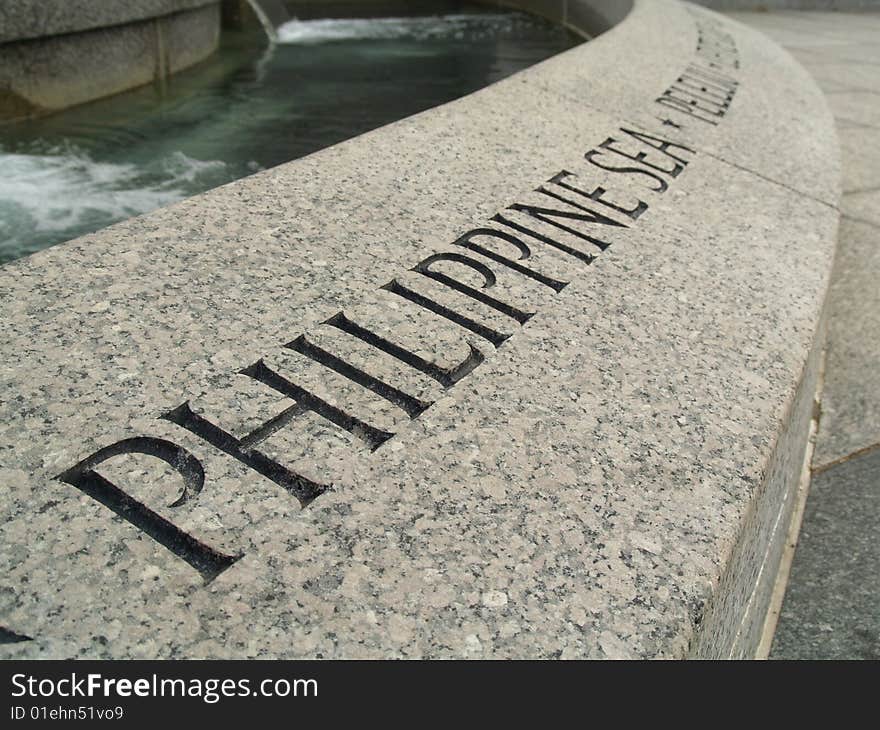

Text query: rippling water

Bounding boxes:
[0,9,578,264]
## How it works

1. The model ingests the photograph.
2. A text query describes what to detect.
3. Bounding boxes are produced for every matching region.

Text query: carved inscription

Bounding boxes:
[0,627,32,645]
[58,437,242,581]
[56,18,741,582]
[656,12,740,126]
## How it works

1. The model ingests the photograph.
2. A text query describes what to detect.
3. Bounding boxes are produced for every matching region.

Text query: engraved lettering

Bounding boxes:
[583,148,670,192]
[56,10,740,572]
[161,401,331,504]
[382,279,510,346]
[238,360,394,451]
[548,170,648,221]
[492,213,598,263]
[599,132,691,179]
[325,312,485,388]
[452,227,569,293]
[286,335,432,418]
[506,194,618,255]
[656,94,721,125]
[57,437,240,582]
[0,627,31,644]
[412,252,535,325]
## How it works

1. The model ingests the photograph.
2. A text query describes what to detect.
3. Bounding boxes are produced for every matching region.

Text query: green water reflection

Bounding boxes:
[0,8,578,264]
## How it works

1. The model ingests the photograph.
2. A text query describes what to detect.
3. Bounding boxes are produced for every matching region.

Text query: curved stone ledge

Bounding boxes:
[0,0,840,658]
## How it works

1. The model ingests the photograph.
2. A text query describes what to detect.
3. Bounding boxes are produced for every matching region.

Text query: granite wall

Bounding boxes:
[0,0,222,122]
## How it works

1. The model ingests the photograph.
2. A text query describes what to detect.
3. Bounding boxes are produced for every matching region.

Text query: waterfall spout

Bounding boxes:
[240,0,291,42]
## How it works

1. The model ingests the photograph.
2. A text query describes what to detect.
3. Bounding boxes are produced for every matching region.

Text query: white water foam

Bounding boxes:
[277,14,520,45]
[0,144,228,259]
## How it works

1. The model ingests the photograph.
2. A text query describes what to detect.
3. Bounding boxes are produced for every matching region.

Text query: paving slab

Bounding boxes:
[789,45,880,68]
[727,11,880,49]
[843,188,880,228]
[824,89,880,130]
[813,216,880,467]
[839,129,880,193]
[770,447,880,660]
[800,62,880,95]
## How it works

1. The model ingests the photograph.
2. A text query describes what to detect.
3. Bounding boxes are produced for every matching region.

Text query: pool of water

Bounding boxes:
[0,7,579,265]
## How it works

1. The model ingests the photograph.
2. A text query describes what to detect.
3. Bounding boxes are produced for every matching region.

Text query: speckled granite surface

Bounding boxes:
[0,0,839,658]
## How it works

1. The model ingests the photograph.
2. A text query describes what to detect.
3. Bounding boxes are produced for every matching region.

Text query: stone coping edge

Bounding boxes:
[0,0,841,658]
